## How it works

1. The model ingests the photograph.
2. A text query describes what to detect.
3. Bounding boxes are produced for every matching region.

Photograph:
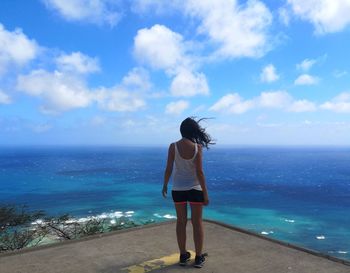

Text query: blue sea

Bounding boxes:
[0,146,350,261]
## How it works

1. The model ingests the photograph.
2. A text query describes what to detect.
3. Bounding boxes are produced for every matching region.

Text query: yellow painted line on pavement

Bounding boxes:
[122,250,195,273]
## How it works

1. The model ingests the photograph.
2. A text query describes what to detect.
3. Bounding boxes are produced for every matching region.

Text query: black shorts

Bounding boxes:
[172,189,204,205]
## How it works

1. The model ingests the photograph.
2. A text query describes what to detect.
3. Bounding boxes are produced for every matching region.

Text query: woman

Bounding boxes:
[162,117,214,268]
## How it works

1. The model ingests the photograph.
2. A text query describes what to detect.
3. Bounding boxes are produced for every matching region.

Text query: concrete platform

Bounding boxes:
[0,220,349,273]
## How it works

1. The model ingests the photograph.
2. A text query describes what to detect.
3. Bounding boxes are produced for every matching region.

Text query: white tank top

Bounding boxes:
[172,142,202,191]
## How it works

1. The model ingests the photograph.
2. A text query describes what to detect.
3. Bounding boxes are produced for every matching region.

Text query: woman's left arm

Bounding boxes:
[162,143,175,198]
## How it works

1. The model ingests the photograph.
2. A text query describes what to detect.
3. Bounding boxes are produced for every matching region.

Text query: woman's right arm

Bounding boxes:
[162,143,175,198]
[195,145,209,206]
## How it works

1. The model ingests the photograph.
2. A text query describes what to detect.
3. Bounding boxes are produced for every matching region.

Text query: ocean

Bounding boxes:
[0,146,349,261]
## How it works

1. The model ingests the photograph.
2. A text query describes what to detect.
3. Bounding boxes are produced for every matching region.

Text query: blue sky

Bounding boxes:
[0,0,350,146]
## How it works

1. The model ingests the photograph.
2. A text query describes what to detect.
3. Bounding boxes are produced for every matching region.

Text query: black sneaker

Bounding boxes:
[194,254,206,268]
[179,251,191,266]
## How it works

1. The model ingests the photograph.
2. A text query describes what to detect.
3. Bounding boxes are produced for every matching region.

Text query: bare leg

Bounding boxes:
[190,204,203,256]
[175,203,187,254]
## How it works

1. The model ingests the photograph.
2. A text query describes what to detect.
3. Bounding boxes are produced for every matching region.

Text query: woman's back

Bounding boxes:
[172,139,201,191]
[176,139,196,159]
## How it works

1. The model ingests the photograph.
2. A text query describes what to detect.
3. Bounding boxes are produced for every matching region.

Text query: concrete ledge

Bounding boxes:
[204,219,350,266]
[0,220,174,258]
[0,220,349,273]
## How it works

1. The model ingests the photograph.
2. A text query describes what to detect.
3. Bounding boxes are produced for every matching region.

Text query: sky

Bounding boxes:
[0,0,350,146]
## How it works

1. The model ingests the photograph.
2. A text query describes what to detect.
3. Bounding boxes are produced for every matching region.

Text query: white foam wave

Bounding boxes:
[261,231,274,235]
[153,213,176,219]
[31,219,44,225]
[284,219,295,223]
[163,214,176,219]
[30,210,134,226]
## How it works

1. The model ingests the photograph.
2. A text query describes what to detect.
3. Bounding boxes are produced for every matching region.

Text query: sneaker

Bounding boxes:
[194,254,206,268]
[179,251,191,266]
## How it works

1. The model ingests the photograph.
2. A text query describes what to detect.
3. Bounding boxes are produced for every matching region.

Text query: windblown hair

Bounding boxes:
[180,117,215,149]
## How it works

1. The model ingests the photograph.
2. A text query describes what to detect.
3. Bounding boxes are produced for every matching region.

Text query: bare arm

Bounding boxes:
[194,145,209,205]
[162,143,175,198]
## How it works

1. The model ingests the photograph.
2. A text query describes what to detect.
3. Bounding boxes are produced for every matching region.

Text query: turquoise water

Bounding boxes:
[0,146,349,261]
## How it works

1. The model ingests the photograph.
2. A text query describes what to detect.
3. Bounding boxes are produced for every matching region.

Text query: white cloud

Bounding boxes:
[320,92,350,113]
[260,64,279,83]
[90,116,106,126]
[257,122,283,128]
[0,23,39,75]
[209,94,241,111]
[296,58,316,71]
[122,119,137,129]
[191,104,207,114]
[0,90,11,104]
[55,52,100,74]
[210,90,316,114]
[17,69,94,113]
[333,70,348,78]
[170,70,209,97]
[278,7,291,26]
[209,93,254,114]
[207,123,250,135]
[96,86,146,112]
[121,67,152,92]
[133,24,186,73]
[31,123,52,133]
[42,0,122,27]
[131,0,180,15]
[294,74,319,85]
[288,99,317,112]
[165,100,189,115]
[296,55,327,74]
[132,1,273,59]
[95,67,149,112]
[133,24,209,97]
[287,0,350,34]
[16,63,149,114]
[257,91,292,108]
[0,21,149,114]
[184,0,273,58]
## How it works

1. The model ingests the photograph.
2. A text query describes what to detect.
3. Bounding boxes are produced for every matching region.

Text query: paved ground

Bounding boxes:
[0,220,349,273]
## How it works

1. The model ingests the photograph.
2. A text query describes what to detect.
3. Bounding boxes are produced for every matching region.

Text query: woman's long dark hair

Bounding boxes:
[180,117,215,149]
